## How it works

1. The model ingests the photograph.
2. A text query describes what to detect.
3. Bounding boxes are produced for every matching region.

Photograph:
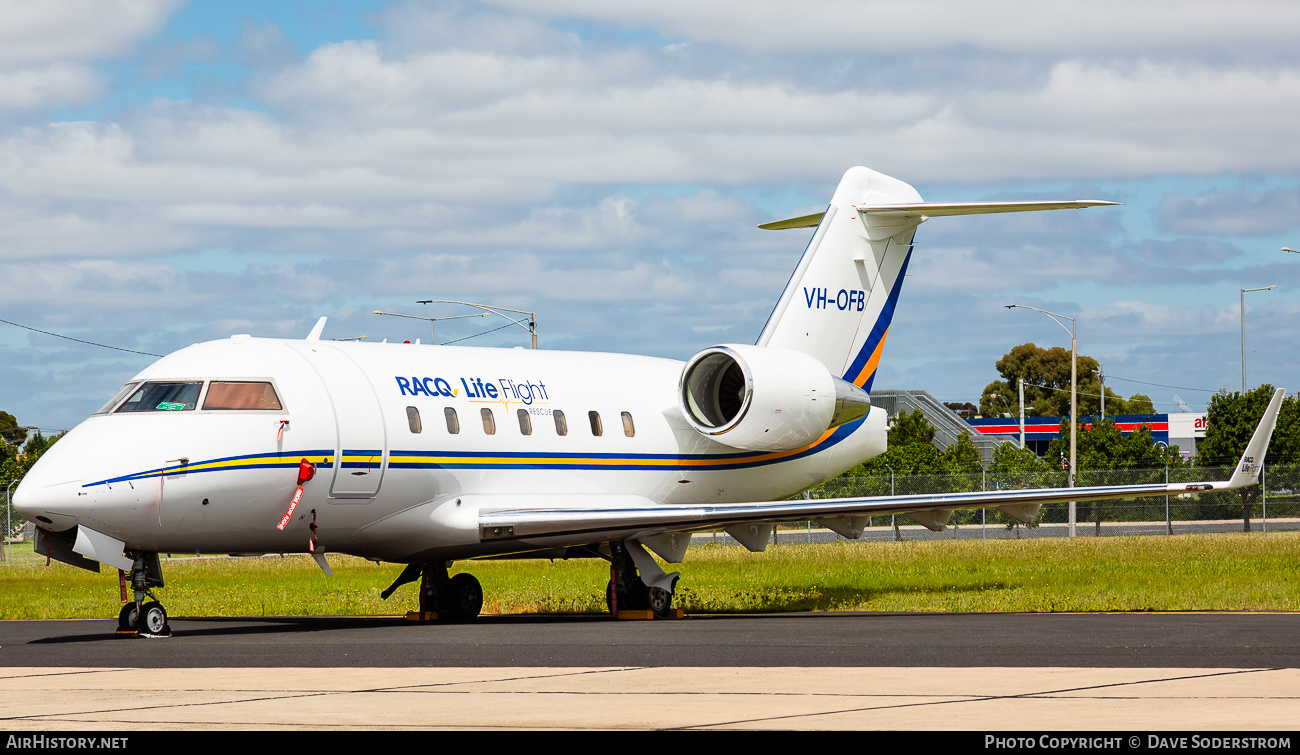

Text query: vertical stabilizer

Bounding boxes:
[757,167,923,389]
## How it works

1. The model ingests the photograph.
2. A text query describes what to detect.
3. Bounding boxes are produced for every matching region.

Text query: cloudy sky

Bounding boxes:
[3,0,1299,433]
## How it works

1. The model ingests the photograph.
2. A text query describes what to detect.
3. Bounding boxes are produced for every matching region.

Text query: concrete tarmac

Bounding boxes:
[2,665,1297,731]
[2,612,1297,731]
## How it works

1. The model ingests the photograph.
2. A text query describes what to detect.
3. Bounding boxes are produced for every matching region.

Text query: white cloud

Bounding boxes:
[0,0,179,67]
[0,62,101,110]
[6,1,1300,427]
[480,0,1300,56]
[1159,187,1300,236]
[0,0,179,112]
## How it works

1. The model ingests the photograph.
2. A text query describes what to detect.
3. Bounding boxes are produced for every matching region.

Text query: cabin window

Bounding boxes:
[203,381,283,410]
[481,408,496,435]
[406,406,422,434]
[444,407,460,434]
[621,411,635,437]
[94,382,138,414]
[115,381,203,413]
[553,409,568,436]
[588,410,602,436]
[517,409,532,435]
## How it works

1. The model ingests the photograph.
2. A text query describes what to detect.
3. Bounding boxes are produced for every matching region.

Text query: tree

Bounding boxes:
[944,401,978,419]
[942,432,984,475]
[0,411,27,445]
[985,442,1056,530]
[1195,385,1300,531]
[1,425,66,547]
[980,343,1156,418]
[1044,418,1186,534]
[826,410,982,496]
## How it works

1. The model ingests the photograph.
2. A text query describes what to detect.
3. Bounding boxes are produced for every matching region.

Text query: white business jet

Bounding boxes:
[13,167,1285,636]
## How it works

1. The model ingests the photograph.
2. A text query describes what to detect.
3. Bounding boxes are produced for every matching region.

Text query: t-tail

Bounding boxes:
[755,166,1118,390]
[676,167,1115,457]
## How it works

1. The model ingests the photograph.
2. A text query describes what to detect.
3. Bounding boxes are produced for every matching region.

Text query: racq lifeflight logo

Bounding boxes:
[395,376,550,405]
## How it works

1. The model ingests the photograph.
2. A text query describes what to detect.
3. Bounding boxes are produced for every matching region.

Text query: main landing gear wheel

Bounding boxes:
[442,573,483,621]
[140,601,170,636]
[117,603,139,632]
[606,540,680,619]
[647,585,673,619]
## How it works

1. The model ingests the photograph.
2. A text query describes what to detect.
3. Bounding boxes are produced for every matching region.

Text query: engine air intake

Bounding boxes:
[679,344,871,452]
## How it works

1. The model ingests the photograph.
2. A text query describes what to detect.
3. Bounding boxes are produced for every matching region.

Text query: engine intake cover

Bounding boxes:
[679,344,870,452]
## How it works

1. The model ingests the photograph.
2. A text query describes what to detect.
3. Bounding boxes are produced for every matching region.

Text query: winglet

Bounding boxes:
[1226,388,1286,489]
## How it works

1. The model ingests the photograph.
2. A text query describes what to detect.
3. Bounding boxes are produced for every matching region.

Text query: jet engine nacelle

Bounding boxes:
[678,344,872,452]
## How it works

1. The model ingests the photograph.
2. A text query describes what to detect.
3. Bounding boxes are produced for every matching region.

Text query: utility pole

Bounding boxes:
[1018,377,1025,447]
[1240,286,1277,392]
[1098,362,1105,420]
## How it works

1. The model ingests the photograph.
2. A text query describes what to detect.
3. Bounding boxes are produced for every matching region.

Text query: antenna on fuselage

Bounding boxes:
[305,317,327,341]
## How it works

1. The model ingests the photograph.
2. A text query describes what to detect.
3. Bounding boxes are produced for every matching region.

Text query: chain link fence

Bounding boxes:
[1,478,31,562]
[701,464,1300,546]
[7,466,1300,558]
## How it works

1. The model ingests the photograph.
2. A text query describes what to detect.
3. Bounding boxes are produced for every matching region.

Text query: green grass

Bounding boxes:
[2,532,1298,620]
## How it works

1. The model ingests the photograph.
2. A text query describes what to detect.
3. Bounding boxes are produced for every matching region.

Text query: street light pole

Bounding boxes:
[1007,304,1077,537]
[1240,286,1277,393]
[418,300,539,349]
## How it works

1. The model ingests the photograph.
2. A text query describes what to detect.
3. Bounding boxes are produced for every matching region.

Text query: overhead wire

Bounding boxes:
[1016,381,1204,411]
[439,320,514,346]
[0,317,162,358]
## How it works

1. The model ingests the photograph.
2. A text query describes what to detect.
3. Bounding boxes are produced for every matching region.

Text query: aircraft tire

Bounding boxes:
[647,586,672,619]
[140,601,169,636]
[117,603,139,631]
[443,573,483,621]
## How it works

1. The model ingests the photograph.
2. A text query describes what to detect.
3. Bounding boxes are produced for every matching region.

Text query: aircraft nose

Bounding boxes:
[13,473,86,532]
[11,441,87,532]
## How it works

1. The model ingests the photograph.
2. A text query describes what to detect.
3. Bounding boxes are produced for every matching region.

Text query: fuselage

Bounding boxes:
[15,335,887,563]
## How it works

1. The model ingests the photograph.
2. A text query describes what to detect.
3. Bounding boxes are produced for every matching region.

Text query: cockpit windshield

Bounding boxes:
[114,382,203,413]
[94,382,139,414]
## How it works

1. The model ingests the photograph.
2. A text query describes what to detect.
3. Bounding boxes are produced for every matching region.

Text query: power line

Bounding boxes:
[1105,375,1217,393]
[439,320,514,346]
[0,318,161,358]
[1019,381,1203,410]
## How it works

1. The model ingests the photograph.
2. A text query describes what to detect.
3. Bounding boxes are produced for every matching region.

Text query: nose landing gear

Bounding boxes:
[116,552,171,637]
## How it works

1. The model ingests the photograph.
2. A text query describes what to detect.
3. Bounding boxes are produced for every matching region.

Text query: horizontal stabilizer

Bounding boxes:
[857,200,1119,218]
[759,200,1119,239]
[757,212,826,230]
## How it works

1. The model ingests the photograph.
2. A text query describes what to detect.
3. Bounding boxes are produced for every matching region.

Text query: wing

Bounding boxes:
[478,389,1284,553]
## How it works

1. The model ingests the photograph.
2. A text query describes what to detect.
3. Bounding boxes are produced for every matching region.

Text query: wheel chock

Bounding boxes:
[616,609,655,620]
[615,609,686,620]
[404,610,440,622]
[115,628,138,636]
